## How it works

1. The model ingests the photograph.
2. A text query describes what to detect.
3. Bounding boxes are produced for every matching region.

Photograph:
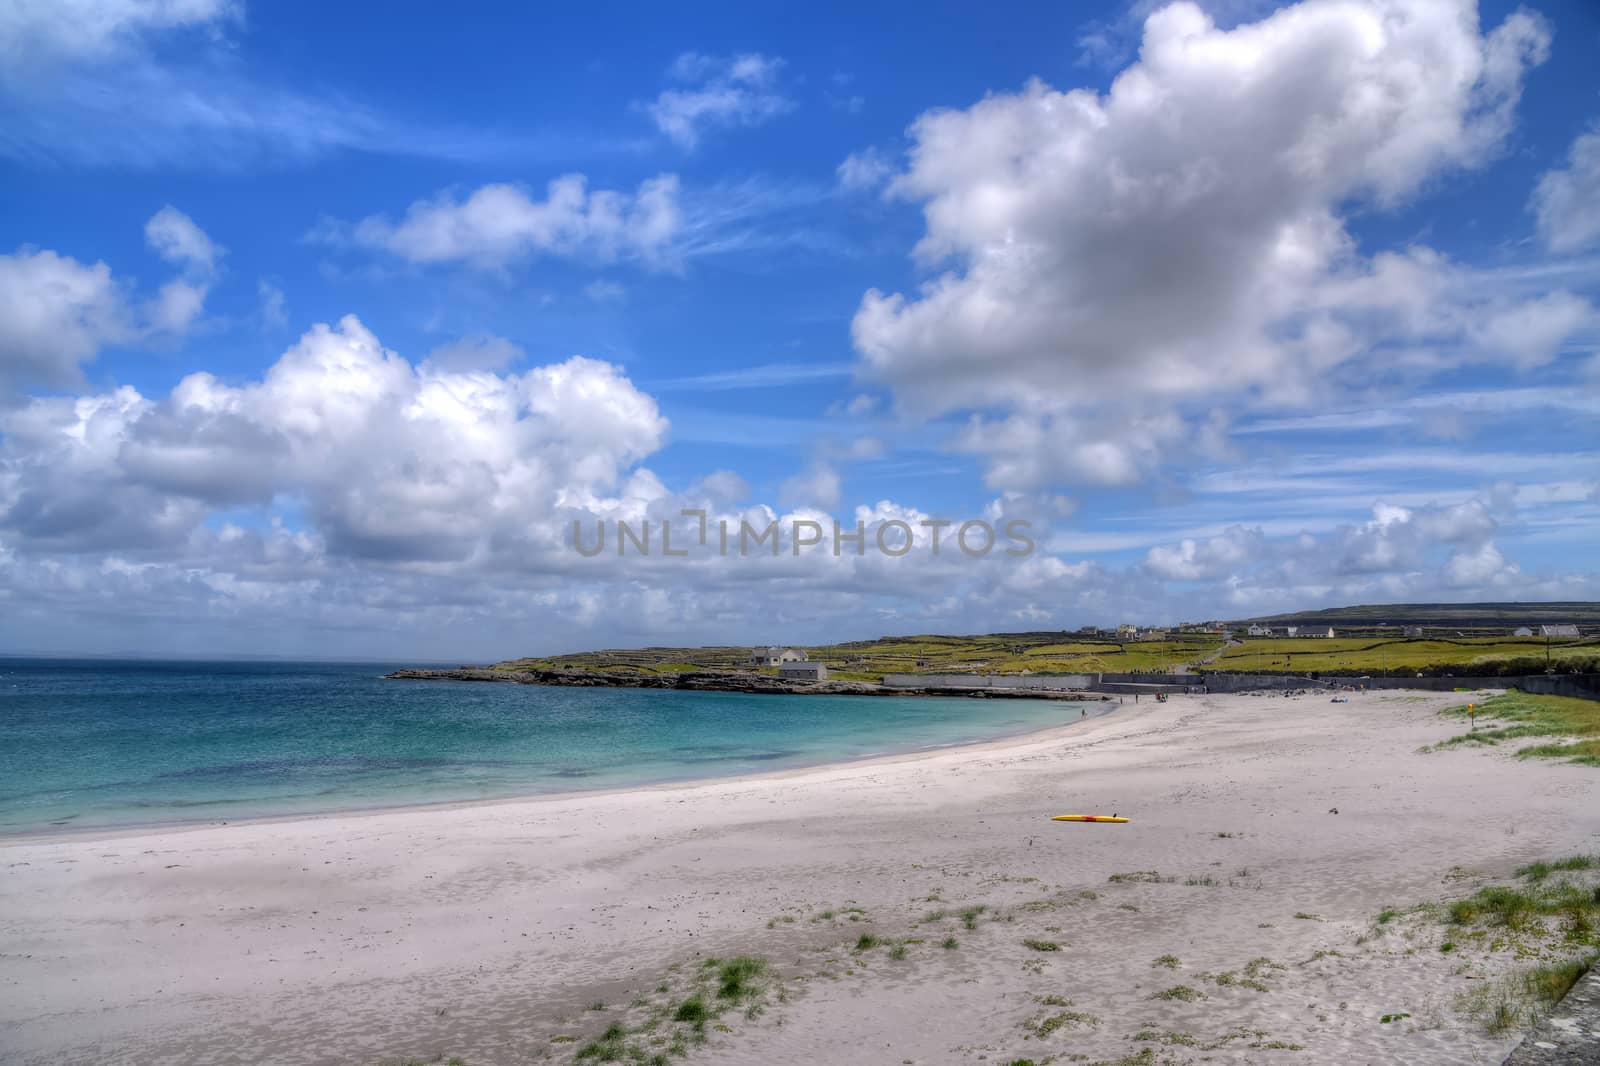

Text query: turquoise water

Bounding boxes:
[0,659,1099,833]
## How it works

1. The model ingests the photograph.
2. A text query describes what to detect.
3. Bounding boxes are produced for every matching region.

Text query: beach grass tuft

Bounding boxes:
[574,1023,627,1061]
[1023,1008,1099,1036]
[1152,984,1205,1001]
[672,995,708,1026]
[1518,855,1598,881]
[1524,956,1595,1006]
[716,957,765,1000]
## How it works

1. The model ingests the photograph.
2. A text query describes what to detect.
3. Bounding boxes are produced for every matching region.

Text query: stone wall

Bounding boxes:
[881,673,1093,692]
[1193,672,1600,700]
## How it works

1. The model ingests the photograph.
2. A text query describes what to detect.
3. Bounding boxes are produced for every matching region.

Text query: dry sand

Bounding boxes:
[3,688,1598,1066]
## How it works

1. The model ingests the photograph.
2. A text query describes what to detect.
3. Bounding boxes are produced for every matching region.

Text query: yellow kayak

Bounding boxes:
[1052,814,1128,823]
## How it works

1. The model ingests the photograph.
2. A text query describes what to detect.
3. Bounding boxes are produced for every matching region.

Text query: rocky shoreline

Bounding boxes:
[385,667,1104,700]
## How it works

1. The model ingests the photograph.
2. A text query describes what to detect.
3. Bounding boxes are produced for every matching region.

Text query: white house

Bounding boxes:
[1513,627,1534,637]
[1246,624,1269,637]
[1541,624,1580,638]
[779,661,828,681]
[750,646,808,667]
[1324,627,1337,638]
[1284,626,1299,637]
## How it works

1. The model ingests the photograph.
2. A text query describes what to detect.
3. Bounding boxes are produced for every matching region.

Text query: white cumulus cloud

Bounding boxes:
[1533,123,1600,254]
[1,208,219,396]
[346,175,682,270]
[0,316,668,563]
[145,204,220,272]
[851,0,1562,491]
[0,250,128,393]
[644,52,792,150]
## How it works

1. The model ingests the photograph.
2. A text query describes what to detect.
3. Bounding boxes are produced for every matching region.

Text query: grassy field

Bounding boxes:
[1207,636,1599,675]
[492,632,1224,683]
[486,628,1600,682]
[492,632,1597,681]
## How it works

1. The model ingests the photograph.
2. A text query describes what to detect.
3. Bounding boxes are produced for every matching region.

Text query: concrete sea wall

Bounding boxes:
[882,673,1093,692]
[880,671,1600,701]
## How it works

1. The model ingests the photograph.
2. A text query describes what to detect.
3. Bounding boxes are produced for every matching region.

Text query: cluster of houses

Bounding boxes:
[1388,623,1578,639]
[1075,623,1202,640]
[1077,621,1585,640]
[1228,623,1582,639]
[1243,625,1338,638]
[1516,624,1580,638]
[748,647,828,681]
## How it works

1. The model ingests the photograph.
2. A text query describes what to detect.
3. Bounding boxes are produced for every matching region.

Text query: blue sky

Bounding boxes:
[1,0,1598,660]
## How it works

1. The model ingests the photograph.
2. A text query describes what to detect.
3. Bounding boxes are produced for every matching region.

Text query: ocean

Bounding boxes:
[0,658,1099,834]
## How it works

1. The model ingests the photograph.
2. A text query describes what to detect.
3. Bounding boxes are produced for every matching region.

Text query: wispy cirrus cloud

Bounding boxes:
[648,362,852,392]
[315,173,851,274]
[1235,386,1600,436]
[0,0,241,68]
[0,0,632,170]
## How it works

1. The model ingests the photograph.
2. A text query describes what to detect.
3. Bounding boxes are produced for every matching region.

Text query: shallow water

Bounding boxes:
[0,658,1099,833]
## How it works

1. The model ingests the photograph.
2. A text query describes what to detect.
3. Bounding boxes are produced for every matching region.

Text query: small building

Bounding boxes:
[1403,626,1425,638]
[1284,626,1299,638]
[1541,624,1580,638]
[1246,624,1269,637]
[1513,627,1534,638]
[1324,627,1337,639]
[1141,628,1170,641]
[750,646,808,668]
[1116,623,1138,638]
[779,661,827,681]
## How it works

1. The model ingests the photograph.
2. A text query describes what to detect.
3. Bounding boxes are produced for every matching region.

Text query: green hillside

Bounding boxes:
[1231,601,1600,630]
[494,631,1221,683]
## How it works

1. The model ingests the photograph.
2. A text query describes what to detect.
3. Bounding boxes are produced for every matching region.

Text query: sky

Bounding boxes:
[1,0,1598,661]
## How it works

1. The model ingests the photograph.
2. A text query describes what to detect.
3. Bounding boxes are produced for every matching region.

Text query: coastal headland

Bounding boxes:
[385,666,1110,699]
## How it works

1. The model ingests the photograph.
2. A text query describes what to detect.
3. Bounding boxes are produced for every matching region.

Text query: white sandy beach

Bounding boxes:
[3,688,1598,1066]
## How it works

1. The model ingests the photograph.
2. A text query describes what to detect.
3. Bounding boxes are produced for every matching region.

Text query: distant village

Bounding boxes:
[1066,621,1583,641]
[740,621,1585,685]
